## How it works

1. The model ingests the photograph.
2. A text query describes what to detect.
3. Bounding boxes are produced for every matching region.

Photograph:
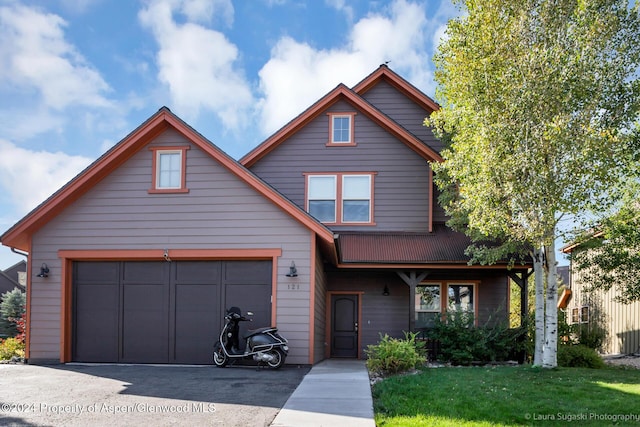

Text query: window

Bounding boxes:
[308,175,337,222]
[305,173,374,224]
[448,284,475,313]
[580,306,589,323]
[149,146,190,193]
[327,113,356,145]
[415,284,441,328]
[571,308,579,323]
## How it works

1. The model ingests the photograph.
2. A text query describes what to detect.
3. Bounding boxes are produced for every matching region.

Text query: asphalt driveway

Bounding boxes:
[0,363,309,427]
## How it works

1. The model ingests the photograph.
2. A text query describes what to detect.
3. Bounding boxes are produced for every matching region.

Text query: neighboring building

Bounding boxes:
[0,260,26,295]
[562,245,640,355]
[0,66,530,365]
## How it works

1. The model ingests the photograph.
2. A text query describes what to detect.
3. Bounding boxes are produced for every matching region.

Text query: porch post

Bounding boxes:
[508,270,533,325]
[397,270,430,332]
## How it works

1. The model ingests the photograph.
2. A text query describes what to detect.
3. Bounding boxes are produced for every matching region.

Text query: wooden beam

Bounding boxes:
[397,270,430,332]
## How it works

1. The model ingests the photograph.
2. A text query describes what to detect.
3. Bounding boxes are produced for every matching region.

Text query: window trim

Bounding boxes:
[326,112,357,146]
[149,146,190,194]
[304,172,376,225]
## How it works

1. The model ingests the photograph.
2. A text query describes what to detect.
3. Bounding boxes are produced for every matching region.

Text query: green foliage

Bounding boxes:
[427,311,526,365]
[558,345,605,369]
[571,180,640,303]
[365,332,426,375]
[0,337,25,360]
[0,289,26,338]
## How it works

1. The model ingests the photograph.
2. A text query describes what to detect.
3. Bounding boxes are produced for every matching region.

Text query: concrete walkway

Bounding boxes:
[270,359,376,427]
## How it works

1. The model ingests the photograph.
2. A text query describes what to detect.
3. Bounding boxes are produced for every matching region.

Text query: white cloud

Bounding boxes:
[0,4,112,110]
[0,139,93,214]
[139,0,252,129]
[257,0,439,134]
[325,0,355,22]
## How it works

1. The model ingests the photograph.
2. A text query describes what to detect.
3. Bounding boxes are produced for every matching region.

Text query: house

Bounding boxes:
[562,243,640,355]
[0,65,531,365]
[0,260,26,295]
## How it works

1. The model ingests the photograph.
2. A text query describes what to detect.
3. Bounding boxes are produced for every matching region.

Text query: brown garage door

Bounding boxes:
[72,260,272,364]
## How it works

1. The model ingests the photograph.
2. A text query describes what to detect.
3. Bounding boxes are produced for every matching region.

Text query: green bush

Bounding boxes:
[365,332,426,375]
[558,344,605,369]
[0,289,26,338]
[0,337,25,360]
[427,311,526,365]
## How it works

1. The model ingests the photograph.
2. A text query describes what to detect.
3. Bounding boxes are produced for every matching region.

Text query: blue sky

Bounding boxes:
[0,0,462,268]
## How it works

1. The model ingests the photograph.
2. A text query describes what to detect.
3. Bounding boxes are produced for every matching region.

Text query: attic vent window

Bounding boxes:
[149,146,190,193]
[327,112,357,146]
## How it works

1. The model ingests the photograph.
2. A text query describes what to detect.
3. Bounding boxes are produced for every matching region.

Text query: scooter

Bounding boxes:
[212,307,289,369]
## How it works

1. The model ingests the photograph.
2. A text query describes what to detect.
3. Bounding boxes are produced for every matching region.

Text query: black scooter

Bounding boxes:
[212,307,289,369]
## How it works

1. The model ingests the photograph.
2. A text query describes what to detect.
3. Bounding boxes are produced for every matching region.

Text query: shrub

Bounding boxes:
[427,311,526,365]
[366,332,426,375]
[558,344,605,369]
[0,337,25,360]
[0,289,26,338]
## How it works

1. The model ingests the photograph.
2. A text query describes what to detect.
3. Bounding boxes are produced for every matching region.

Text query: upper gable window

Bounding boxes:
[327,113,357,146]
[149,146,190,193]
[305,172,375,225]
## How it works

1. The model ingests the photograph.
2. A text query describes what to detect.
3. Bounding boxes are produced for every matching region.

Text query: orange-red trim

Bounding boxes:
[240,84,442,167]
[325,291,364,359]
[558,288,572,309]
[304,172,377,226]
[326,112,357,146]
[353,64,440,112]
[308,232,316,364]
[1,108,334,252]
[148,145,190,194]
[57,248,283,362]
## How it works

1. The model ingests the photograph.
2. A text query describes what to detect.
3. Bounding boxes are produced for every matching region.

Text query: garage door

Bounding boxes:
[72,260,272,364]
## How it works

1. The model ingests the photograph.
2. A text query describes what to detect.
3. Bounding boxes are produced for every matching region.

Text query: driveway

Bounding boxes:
[0,363,309,427]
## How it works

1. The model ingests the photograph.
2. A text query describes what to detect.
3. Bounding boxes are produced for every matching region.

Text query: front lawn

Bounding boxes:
[372,365,640,426]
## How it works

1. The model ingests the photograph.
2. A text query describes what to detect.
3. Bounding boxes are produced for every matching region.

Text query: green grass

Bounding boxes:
[372,365,640,426]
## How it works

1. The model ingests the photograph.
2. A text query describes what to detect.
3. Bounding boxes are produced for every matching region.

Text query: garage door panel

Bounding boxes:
[175,261,221,284]
[75,261,120,283]
[225,283,272,347]
[224,261,272,285]
[123,261,166,283]
[174,284,219,363]
[74,285,119,362]
[122,283,168,363]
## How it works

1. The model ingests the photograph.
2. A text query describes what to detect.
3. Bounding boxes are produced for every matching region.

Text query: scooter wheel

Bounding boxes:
[213,348,228,367]
[266,349,286,369]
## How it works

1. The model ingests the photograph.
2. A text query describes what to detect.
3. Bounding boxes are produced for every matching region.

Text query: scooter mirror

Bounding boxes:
[247,311,254,316]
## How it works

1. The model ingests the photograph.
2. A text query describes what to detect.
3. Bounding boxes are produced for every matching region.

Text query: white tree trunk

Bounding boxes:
[542,241,558,368]
[533,247,545,367]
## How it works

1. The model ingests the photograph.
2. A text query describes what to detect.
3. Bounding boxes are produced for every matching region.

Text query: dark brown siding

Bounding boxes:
[360,79,445,153]
[250,99,432,232]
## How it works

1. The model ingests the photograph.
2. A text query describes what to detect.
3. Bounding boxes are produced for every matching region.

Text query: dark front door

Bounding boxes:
[331,294,358,358]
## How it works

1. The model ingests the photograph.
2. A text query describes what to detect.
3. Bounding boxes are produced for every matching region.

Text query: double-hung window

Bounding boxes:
[306,173,374,224]
[415,282,478,328]
[149,146,190,193]
[415,284,441,328]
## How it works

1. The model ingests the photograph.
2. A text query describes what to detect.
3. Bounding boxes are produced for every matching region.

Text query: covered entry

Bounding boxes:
[73,260,272,364]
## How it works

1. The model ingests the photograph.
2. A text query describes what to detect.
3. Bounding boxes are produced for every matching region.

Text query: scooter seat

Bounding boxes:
[244,326,276,338]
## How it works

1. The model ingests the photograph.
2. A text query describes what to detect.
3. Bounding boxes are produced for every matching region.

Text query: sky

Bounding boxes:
[0,0,571,270]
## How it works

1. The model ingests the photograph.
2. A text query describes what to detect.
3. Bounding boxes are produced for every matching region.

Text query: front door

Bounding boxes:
[330,294,358,357]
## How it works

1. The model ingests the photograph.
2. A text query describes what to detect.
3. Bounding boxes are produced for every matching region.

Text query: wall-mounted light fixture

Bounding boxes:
[37,263,50,278]
[382,285,390,296]
[285,261,298,277]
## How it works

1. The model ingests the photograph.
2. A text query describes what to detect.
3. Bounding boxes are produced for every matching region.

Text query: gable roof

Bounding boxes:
[1,107,335,252]
[240,66,443,167]
[353,64,440,113]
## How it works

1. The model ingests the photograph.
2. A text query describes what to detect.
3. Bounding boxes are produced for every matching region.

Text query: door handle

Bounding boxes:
[354,322,358,332]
